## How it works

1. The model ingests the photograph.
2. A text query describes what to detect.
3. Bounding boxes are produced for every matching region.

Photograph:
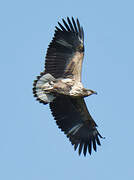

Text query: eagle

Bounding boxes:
[33,17,104,156]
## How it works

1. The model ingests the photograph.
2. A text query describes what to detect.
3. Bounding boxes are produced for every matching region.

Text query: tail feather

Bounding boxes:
[33,73,56,104]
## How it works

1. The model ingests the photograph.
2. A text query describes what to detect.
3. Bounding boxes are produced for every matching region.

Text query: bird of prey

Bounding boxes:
[33,17,104,156]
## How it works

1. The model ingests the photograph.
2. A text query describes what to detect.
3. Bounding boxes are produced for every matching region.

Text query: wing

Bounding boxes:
[50,96,103,156]
[44,17,84,81]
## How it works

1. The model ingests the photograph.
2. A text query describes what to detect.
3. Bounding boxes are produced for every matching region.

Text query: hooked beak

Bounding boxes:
[92,90,97,95]
[88,89,98,95]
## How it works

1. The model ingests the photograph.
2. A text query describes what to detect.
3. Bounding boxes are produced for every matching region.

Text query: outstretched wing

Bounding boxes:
[50,96,103,156]
[44,17,84,81]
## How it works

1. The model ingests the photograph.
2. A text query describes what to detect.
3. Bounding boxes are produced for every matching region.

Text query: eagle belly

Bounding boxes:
[54,79,85,97]
[51,79,85,97]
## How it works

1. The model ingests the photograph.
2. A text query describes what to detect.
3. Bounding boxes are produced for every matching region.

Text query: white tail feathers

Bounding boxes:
[33,73,56,104]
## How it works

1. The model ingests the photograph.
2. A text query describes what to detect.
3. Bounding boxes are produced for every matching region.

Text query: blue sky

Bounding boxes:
[0,0,134,179]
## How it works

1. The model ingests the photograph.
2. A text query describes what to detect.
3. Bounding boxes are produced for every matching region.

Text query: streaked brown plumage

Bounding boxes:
[33,17,104,156]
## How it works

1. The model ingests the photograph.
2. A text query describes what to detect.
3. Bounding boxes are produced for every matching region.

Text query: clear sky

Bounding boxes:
[0,0,134,179]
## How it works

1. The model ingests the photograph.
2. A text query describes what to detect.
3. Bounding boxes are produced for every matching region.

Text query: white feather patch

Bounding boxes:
[61,78,72,83]
[67,123,83,135]
[56,39,72,48]
[35,73,55,103]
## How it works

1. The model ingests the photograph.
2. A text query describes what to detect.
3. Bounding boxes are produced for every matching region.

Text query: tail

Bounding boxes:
[33,73,56,105]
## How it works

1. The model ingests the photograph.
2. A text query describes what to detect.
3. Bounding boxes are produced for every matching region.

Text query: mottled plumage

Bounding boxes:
[33,17,104,156]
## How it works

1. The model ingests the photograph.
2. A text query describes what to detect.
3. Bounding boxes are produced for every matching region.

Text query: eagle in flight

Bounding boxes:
[33,17,104,156]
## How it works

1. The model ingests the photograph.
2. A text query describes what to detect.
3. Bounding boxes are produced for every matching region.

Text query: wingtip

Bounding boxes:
[78,142,83,156]
[70,130,104,156]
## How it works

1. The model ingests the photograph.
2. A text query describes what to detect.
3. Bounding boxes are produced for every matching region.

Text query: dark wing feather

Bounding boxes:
[67,17,75,32]
[72,17,78,34]
[50,96,103,156]
[44,17,84,81]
